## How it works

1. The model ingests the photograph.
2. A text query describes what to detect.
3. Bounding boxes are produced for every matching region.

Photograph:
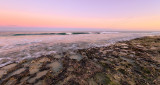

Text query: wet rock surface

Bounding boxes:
[0,36,160,85]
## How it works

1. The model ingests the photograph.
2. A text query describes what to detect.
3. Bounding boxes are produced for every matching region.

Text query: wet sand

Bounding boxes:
[0,36,160,85]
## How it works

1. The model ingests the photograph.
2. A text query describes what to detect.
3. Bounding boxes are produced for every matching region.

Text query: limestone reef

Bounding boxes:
[0,36,160,85]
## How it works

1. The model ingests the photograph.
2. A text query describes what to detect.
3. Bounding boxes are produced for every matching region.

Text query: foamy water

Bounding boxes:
[0,31,159,67]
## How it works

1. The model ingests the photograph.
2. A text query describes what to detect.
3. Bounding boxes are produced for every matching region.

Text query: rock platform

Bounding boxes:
[0,36,160,85]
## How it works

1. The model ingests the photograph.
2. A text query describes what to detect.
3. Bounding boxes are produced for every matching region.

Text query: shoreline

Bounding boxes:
[0,32,151,68]
[0,36,160,85]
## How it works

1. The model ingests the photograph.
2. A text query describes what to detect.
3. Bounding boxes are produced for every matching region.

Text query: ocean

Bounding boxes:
[0,31,159,67]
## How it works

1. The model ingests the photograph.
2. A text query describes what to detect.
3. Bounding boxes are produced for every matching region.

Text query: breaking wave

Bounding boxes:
[12,32,121,36]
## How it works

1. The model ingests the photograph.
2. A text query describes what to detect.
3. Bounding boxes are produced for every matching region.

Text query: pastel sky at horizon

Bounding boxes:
[0,0,160,31]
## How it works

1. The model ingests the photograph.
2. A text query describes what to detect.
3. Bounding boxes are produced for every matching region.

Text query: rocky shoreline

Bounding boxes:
[0,36,160,85]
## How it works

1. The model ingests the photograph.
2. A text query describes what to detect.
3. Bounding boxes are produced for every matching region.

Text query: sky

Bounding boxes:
[0,0,160,31]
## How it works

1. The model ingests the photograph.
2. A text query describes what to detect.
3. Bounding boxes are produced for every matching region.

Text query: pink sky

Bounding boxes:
[0,0,160,31]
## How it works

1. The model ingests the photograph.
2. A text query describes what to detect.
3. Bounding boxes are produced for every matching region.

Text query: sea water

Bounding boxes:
[0,31,159,67]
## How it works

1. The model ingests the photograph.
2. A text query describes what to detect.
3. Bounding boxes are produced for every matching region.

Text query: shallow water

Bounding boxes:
[0,31,159,67]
